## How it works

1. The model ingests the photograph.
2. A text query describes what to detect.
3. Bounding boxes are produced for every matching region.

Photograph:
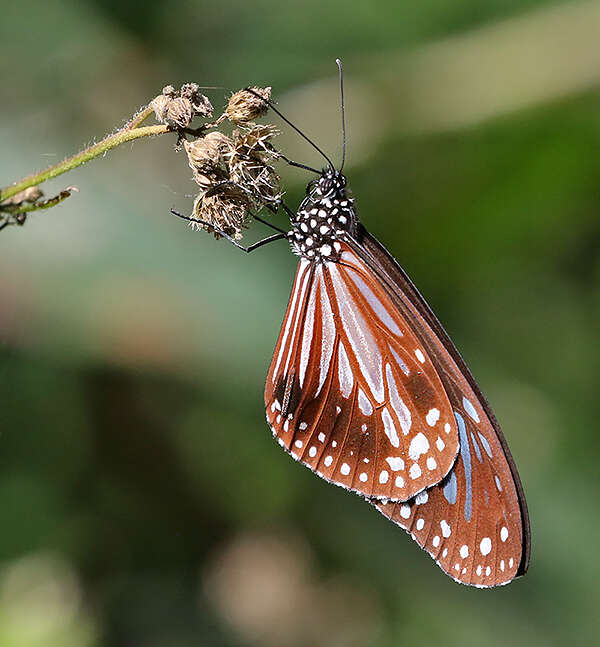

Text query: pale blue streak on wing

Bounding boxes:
[443,470,458,505]
[477,432,493,458]
[454,411,473,522]
[470,432,483,462]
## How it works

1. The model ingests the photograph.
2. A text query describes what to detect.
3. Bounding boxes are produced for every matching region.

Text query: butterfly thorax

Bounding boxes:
[288,168,358,262]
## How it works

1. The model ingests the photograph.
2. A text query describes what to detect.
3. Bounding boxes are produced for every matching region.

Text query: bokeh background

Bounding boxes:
[2,0,600,645]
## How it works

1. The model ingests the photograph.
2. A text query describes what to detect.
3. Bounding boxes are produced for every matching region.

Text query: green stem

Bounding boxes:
[0,120,169,203]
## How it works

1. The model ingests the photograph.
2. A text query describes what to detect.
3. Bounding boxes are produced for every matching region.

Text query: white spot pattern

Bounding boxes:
[480,537,492,556]
[385,456,405,471]
[408,433,430,460]
[426,408,440,426]
[381,407,399,448]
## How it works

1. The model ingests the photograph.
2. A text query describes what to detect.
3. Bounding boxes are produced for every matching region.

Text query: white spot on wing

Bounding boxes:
[409,463,422,479]
[500,527,508,542]
[381,407,399,447]
[425,408,440,427]
[480,537,492,555]
[415,491,428,505]
[415,349,426,363]
[408,432,430,460]
[400,505,411,519]
[340,462,351,475]
[299,285,316,387]
[385,364,411,435]
[316,277,336,396]
[337,342,353,398]
[385,456,405,471]
[379,470,389,484]
[358,389,373,415]
[440,520,452,538]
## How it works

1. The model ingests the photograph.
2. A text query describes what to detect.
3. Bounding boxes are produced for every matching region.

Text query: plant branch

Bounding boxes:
[0,119,169,204]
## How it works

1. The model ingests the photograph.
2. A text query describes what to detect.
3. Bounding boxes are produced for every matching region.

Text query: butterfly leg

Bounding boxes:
[170,209,287,253]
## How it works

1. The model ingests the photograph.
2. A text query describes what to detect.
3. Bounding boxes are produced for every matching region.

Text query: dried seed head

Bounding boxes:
[151,94,171,123]
[192,184,252,240]
[180,83,213,117]
[152,83,213,127]
[1,185,43,206]
[224,86,271,125]
[166,96,194,129]
[184,132,233,189]
[228,125,282,206]
[185,132,232,169]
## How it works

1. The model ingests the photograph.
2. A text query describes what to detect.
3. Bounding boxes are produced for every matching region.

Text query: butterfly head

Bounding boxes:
[289,168,358,262]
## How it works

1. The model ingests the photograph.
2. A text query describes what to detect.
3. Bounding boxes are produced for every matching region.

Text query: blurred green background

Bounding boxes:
[2,0,600,645]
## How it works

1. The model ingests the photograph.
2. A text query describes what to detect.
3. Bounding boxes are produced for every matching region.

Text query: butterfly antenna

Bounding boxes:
[336,59,347,172]
[244,87,334,170]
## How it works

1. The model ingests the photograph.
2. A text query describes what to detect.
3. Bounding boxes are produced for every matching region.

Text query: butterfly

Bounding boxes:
[263,170,530,586]
[175,64,530,587]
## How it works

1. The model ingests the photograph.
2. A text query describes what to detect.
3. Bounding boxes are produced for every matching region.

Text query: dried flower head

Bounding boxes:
[223,86,271,125]
[166,97,194,129]
[180,83,213,117]
[228,125,282,206]
[151,83,213,128]
[192,183,252,240]
[184,132,233,190]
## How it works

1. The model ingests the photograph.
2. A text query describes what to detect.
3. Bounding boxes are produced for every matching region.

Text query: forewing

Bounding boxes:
[265,252,460,502]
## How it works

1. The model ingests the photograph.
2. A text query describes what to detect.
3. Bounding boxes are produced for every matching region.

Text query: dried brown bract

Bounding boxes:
[228,125,281,206]
[184,132,233,190]
[192,183,252,240]
[180,83,213,117]
[221,86,271,125]
[151,84,214,129]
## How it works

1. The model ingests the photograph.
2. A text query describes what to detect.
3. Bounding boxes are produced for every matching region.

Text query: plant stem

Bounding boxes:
[0,120,169,203]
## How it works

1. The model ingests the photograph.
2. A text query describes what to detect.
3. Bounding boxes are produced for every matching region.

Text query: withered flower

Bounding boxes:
[151,83,213,128]
[222,86,271,125]
[184,131,233,190]
[180,83,213,118]
[166,97,194,129]
[192,182,252,240]
[228,125,282,206]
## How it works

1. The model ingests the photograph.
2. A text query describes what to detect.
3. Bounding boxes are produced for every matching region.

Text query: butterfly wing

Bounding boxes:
[265,251,461,502]
[352,225,530,586]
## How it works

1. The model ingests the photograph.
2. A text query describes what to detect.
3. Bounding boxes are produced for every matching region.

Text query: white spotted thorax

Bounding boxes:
[289,168,358,262]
